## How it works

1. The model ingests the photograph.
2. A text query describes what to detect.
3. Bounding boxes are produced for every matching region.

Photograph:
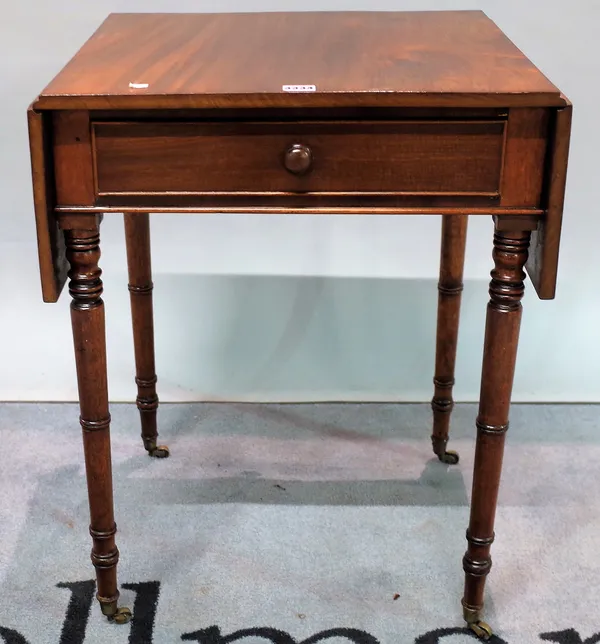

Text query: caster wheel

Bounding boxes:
[149,445,170,458]
[109,606,132,625]
[469,621,492,640]
[439,449,460,465]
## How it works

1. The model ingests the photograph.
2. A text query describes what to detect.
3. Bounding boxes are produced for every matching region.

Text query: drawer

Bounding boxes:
[91,120,506,198]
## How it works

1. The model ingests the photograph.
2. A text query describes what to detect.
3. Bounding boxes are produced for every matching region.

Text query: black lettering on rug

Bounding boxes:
[57,580,96,644]
[181,626,380,644]
[123,581,161,644]
[2,578,600,644]
[415,626,508,643]
[541,629,600,644]
[0,627,30,644]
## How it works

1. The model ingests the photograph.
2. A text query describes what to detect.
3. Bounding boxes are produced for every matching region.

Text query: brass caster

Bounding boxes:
[439,449,459,464]
[468,621,492,640]
[108,606,132,625]
[148,444,170,458]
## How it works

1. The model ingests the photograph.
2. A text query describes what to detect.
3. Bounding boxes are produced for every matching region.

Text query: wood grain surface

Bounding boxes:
[33,11,564,110]
[526,101,573,299]
[92,120,506,197]
[27,107,69,302]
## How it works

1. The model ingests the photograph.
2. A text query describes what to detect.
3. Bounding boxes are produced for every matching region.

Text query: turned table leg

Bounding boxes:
[431,214,468,464]
[65,228,131,624]
[462,228,531,640]
[124,213,169,458]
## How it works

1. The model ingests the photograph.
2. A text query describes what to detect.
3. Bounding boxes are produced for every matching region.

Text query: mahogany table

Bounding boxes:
[27,11,571,639]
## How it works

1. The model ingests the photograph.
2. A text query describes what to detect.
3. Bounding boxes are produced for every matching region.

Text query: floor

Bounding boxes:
[0,402,599,644]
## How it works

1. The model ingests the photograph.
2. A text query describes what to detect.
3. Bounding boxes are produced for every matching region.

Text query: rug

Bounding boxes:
[0,402,599,644]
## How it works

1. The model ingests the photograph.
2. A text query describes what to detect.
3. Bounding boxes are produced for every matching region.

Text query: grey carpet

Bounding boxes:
[0,402,599,643]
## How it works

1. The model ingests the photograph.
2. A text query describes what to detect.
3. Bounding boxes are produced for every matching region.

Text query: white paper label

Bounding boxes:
[282,84,317,92]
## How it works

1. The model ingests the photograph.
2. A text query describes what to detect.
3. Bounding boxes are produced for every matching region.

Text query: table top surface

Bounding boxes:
[34,11,564,110]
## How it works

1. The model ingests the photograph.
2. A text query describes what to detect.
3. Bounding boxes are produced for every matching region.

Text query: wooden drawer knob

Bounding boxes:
[283,144,312,175]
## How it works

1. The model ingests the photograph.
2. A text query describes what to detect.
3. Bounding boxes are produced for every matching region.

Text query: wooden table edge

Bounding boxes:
[31,92,569,112]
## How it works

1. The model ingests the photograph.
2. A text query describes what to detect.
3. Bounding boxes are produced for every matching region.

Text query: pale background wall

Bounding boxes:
[0,0,597,403]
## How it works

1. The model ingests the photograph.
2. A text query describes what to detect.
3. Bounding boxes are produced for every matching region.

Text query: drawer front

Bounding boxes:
[92,120,506,198]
